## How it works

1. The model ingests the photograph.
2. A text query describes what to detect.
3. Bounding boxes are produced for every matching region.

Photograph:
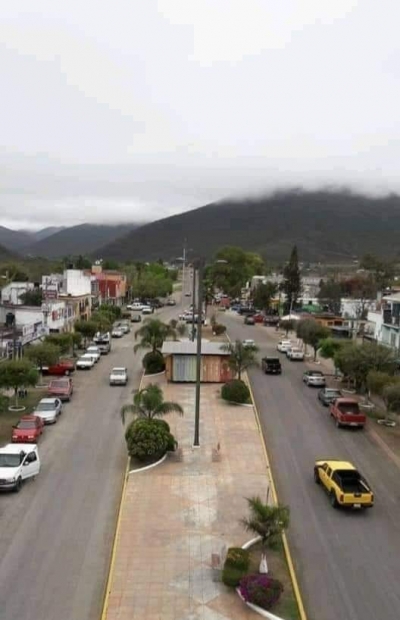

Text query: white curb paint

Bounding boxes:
[143,370,166,378]
[128,452,167,475]
[223,400,254,408]
[236,536,287,620]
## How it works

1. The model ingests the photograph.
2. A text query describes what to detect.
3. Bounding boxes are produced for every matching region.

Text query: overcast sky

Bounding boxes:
[1,1,399,230]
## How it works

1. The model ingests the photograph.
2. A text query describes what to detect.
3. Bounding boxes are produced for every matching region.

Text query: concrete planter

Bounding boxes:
[128,452,167,474]
[8,405,26,412]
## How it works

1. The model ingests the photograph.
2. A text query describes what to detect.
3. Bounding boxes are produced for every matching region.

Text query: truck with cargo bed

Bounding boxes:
[314,459,374,509]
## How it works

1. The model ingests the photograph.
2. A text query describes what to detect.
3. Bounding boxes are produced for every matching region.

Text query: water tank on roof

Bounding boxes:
[5,312,15,327]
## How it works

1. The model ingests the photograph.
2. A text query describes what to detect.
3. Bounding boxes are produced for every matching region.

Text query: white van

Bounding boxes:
[0,444,41,492]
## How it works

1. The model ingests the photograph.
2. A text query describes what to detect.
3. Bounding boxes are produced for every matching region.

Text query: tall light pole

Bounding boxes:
[193,258,204,447]
[191,266,197,342]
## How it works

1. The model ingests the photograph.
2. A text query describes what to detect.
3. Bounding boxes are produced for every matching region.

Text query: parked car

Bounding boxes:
[329,398,366,429]
[243,339,256,348]
[314,459,374,509]
[166,298,176,306]
[86,346,101,362]
[252,313,264,324]
[318,388,343,406]
[142,305,154,315]
[48,377,73,402]
[131,314,142,323]
[93,332,111,354]
[76,354,96,369]
[239,306,256,316]
[32,398,63,425]
[263,316,280,326]
[109,367,128,386]
[111,327,124,338]
[131,302,145,311]
[42,359,75,376]
[118,322,130,334]
[261,357,282,375]
[277,340,292,352]
[287,347,305,361]
[0,444,41,492]
[12,415,44,443]
[303,370,326,387]
[244,316,255,325]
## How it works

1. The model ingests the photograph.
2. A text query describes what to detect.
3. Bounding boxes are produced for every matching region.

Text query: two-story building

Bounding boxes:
[368,293,400,349]
[89,264,127,306]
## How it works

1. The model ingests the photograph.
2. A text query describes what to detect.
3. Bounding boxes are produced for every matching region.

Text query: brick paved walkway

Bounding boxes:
[104,375,270,620]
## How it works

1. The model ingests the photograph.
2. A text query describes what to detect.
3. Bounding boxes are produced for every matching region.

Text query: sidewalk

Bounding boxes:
[104,375,270,620]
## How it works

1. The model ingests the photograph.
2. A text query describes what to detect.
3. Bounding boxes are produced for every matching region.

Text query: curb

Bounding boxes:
[143,370,166,378]
[244,371,308,620]
[100,370,145,620]
[129,452,167,474]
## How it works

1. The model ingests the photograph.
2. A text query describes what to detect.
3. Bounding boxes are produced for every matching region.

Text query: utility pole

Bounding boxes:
[193,258,204,447]
[191,267,197,342]
[182,238,187,294]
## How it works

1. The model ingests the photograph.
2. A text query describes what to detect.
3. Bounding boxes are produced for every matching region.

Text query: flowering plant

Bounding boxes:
[239,573,283,610]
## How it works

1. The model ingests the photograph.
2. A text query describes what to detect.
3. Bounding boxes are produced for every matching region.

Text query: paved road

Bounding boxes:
[0,304,181,620]
[223,312,400,620]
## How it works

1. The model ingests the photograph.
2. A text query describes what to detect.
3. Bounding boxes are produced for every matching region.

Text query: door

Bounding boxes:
[220,359,231,383]
[173,355,197,382]
[22,451,40,480]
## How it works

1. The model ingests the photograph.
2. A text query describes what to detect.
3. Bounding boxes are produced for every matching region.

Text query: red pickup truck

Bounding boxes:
[329,398,366,429]
[42,359,75,376]
[48,377,73,401]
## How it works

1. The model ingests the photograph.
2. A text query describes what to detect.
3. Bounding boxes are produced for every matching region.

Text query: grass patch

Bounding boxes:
[0,388,47,446]
[247,539,301,620]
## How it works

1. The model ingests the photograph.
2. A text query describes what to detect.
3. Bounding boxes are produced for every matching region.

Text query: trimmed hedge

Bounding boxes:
[213,324,227,335]
[221,547,250,588]
[125,418,176,461]
[142,351,165,374]
[239,573,283,610]
[222,565,247,588]
[221,379,251,404]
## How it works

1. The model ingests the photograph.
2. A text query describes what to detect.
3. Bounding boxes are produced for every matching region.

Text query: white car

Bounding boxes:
[130,302,144,311]
[243,339,256,348]
[118,322,131,334]
[33,398,63,424]
[303,370,326,387]
[111,327,124,338]
[277,340,292,353]
[76,354,96,369]
[109,367,128,386]
[0,444,41,492]
[287,347,305,361]
[86,346,101,362]
[141,305,153,315]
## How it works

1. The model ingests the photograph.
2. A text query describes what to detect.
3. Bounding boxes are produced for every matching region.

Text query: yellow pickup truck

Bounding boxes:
[314,459,374,509]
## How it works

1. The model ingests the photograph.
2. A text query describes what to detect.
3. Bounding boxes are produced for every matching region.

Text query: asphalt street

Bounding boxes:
[0,303,181,620]
[223,312,400,620]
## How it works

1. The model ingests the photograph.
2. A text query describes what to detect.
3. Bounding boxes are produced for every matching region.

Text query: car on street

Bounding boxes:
[42,359,75,376]
[12,416,44,443]
[131,314,141,323]
[111,327,124,338]
[141,305,154,314]
[48,377,73,401]
[261,357,282,374]
[166,298,176,306]
[329,397,366,429]
[303,370,326,387]
[0,444,41,492]
[314,459,374,509]
[109,367,128,386]
[93,332,111,354]
[32,398,63,424]
[244,316,255,325]
[130,302,145,311]
[119,322,131,334]
[76,354,96,369]
[277,340,292,352]
[318,387,343,406]
[243,339,256,348]
[287,347,305,361]
[252,313,264,323]
[86,346,101,362]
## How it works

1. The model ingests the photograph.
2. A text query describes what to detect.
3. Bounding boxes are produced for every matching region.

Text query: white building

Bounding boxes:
[63,269,92,297]
[341,298,377,319]
[368,293,400,350]
[0,282,34,306]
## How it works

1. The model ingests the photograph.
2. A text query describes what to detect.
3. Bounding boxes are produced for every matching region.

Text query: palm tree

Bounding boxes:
[134,318,176,354]
[221,339,259,381]
[241,496,290,548]
[121,383,184,424]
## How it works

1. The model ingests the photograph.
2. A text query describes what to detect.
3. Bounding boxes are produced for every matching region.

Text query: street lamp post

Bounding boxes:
[193,258,204,447]
[191,266,197,342]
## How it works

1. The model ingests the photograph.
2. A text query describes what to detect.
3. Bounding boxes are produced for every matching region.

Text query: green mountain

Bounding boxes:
[98,189,400,262]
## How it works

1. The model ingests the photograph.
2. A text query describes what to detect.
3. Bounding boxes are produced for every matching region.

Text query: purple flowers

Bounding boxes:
[239,573,283,610]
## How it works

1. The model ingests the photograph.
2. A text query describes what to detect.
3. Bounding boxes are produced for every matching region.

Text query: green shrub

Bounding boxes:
[239,573,283,610]
[150,419,176,451]
[125,418,173,461]
[213,324,227,335]
[225,547,250,571]
[0,393,10,413]
[222,565,248,588]
[221,379,251,404]
[142,351,165,374]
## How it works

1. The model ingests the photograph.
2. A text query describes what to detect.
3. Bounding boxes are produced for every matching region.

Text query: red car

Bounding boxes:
[42,359,75,376]
[329,398,366,429]
[48,377,73,401]
[12,415,44,443]
[252,313,265,324]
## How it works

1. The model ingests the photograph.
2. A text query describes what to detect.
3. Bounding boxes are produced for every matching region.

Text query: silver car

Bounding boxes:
[303,370,326,387]
[33,398,63,424]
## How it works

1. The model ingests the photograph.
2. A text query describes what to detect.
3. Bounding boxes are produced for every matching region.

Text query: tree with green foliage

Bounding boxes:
[134,318,176,354]
[383,383,400,415]
[124,418,176,461]
[19,288,43,306]
[318,278,342,315]
[221,339,259,381]
[252,282,277,311]
[281,246,301,313]
[0,359,39,407]
[90,312,113,333]
[241,496,290,548]
[359,254,395,290]
[208,246,265,298]
[98,304,122,320]
[366,370,400,405]
[297,319,330,360]
[279,319,295,336]
[45,333,72,355]
[24,342,60,381]
[319,337,346,375]
[335,342,397,392]
[74,320,98,346]
[121,383,183,424]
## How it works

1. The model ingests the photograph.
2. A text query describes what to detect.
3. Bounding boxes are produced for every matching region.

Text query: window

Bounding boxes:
[26,452,37,463]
